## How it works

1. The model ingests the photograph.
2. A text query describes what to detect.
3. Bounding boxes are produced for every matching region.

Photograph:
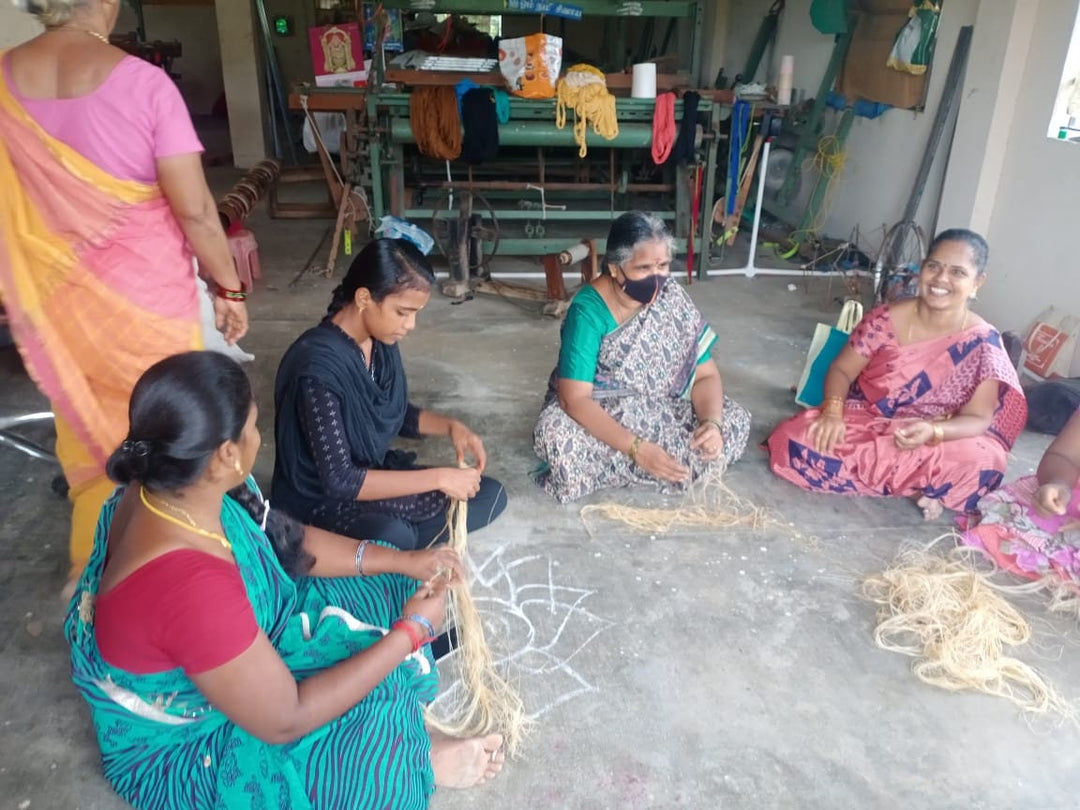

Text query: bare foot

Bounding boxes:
[59,574,79,605]
[915,495,944,521]
[430,731,504,788]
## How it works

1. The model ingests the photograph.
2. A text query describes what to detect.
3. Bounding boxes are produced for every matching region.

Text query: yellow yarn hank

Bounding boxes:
[863,541,1075,719]
[555,63,619,158]
[425,496,531,757]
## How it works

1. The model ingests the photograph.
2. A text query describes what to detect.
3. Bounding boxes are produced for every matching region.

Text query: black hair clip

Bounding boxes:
[122,439,151,457]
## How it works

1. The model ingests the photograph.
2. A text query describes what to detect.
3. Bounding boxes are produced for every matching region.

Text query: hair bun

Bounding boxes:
[21,0,81,26]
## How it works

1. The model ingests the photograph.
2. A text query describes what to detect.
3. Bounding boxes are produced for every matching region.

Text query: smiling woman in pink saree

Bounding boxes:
[767,229,1026,519]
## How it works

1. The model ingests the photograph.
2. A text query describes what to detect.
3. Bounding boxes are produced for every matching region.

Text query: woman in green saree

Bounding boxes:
[64,351,503,809]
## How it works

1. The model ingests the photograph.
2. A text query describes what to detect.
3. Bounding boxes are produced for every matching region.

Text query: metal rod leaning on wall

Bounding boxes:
[775,25,853,208]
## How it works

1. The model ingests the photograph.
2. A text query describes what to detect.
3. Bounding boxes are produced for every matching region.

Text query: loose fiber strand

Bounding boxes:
[863,543,1075,719]
[426,497,530,756]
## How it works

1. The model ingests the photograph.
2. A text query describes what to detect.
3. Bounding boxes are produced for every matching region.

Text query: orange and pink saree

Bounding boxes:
[0,63,202,572]
[767,305,1027,513]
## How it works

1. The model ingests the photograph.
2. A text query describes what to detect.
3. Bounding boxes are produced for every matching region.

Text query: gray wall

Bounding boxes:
[940,0,1080,336]
[722,0,980,244]
[0,6,42,48]
[116,3,224,116]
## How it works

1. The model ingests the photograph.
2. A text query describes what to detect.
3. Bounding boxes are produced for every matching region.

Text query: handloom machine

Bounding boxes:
[291,1,721,309]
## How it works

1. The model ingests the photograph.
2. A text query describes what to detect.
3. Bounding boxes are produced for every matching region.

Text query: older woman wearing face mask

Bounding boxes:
[533,211,751,503]
[0,0,248,589]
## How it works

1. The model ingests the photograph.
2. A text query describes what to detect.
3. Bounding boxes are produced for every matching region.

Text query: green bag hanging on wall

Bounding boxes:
[810,0,849,35]
[886,1,942,76]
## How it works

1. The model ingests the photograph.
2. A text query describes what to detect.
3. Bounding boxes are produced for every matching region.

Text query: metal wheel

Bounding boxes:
[430,191,500,278]
[874,220,926,304]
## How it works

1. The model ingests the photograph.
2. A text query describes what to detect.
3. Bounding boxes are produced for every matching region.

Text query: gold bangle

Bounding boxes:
[704,417,724,434]
[930,424,945,445]
[821,396,845,418]
[627,435,644,462]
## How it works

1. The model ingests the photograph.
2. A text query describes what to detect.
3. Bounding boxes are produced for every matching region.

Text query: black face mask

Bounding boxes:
[620,272,665,306]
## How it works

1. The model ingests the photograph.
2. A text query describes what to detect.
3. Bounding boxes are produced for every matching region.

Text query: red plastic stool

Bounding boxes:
[227,228,262,292]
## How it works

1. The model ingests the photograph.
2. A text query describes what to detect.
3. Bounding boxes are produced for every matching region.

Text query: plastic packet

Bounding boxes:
[375,216,435,255]
[498,33,562,99]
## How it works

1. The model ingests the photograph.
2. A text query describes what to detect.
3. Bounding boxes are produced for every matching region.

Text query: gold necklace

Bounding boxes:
[908,302,969,344]
[139,486,232,551]
[51,27,110,45]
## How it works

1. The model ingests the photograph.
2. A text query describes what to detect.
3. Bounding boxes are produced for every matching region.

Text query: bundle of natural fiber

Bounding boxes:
[409,86,462,160]
[425,497,530,756]
[555,64,618,158]
[863,541,1074,718]
[580,466,770,537]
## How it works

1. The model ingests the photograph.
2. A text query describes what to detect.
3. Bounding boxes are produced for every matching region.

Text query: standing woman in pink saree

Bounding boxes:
[0,0,249,590]
[767,229,1027,520]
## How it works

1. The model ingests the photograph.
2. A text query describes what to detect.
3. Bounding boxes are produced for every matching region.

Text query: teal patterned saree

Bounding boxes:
[65,481,438,809]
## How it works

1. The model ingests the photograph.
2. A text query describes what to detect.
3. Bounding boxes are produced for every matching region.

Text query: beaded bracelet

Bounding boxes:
[391,620,423,653]
[405,612,436,639]
[215,285,248,301]
[354,540,369,576]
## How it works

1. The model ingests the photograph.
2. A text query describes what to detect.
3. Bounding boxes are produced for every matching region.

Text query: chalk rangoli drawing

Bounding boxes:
[429,547,614,722]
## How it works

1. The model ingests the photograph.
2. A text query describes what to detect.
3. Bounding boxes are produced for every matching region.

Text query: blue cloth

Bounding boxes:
[493,88,511,123]
[455,78,480,116]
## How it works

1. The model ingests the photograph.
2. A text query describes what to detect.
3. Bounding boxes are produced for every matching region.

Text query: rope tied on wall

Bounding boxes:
[555,64,619,158]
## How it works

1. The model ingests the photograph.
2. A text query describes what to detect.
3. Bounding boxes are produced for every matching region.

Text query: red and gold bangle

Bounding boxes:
[391,620,424,653]
[215,285,248,301]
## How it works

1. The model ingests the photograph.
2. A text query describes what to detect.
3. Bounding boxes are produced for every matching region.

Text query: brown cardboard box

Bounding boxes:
[837,3,931,110]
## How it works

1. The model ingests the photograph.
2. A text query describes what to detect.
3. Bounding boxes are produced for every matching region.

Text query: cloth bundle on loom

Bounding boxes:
[555,63,618,158]
[650,92,676,165]
[460,87,500,165]
[668,91,700,164]
[648,91,700,167]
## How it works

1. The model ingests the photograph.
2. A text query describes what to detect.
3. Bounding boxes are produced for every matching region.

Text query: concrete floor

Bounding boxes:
[2,189,1080,809]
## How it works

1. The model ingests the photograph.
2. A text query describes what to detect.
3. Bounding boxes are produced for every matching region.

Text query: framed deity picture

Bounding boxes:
[309,22,367,87]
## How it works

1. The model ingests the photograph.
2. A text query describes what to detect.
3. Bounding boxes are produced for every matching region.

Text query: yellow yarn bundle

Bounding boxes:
[555,63,619,157]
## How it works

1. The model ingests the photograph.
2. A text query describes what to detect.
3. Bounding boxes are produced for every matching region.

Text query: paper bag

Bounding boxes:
[1021,307,1080,381]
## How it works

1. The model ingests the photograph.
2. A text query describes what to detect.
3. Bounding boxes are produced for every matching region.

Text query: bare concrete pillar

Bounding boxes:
[937,0,1040,234]
[215,0,268,168]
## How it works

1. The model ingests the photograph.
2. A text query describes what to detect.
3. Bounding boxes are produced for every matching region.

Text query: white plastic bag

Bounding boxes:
[375,216,435,256]
[302,112,346,155]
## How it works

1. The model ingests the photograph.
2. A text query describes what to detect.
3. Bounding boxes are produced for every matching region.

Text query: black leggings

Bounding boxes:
[307,476,507,551]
